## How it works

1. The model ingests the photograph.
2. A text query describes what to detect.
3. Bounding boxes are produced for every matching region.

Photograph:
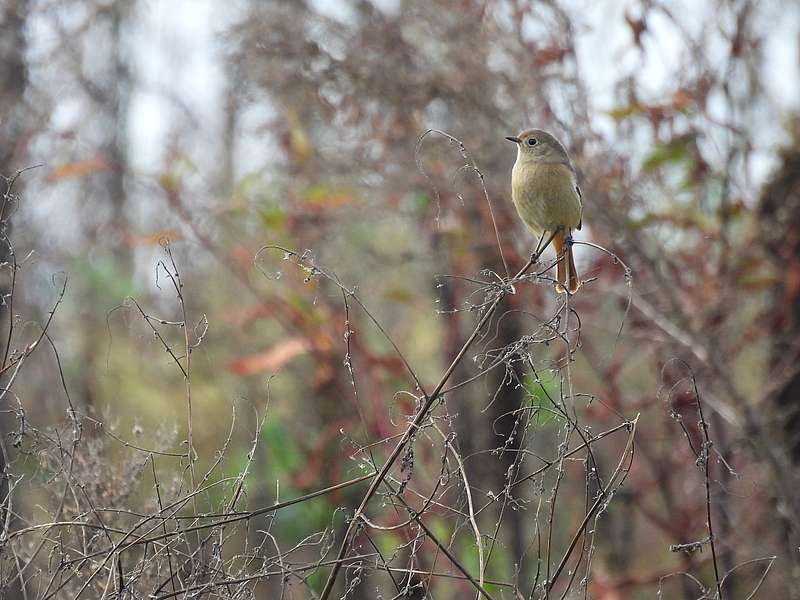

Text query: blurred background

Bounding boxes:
[1,0,799,598]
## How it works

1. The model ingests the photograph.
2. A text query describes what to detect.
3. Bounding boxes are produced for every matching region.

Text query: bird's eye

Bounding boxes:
[527,138,538,146]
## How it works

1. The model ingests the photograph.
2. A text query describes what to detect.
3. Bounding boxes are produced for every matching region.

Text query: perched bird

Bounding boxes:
[506,129,583,293]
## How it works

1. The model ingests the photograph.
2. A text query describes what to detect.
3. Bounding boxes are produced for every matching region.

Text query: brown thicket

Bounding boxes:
[0,1,798,599]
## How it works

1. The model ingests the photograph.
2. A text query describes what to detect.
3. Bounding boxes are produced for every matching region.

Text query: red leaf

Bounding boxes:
[124,229,182,247]
[47,157,111,181]
[227,337,310,375]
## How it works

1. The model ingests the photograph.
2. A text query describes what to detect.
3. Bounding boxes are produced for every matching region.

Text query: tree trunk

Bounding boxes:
[758,118,800,592]
[0,2,29,597]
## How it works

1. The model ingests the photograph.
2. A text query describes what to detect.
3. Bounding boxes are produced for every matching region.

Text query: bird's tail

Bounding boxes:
[553,232,580,294]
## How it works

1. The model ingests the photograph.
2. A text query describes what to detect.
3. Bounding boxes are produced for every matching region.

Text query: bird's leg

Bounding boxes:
[531,230,548,262]
[558,229,574,275]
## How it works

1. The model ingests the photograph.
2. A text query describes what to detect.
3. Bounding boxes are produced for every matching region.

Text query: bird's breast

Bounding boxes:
[511,162,582,233]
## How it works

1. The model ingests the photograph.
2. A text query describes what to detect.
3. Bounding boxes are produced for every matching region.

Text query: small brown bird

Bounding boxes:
[506,129,582,293]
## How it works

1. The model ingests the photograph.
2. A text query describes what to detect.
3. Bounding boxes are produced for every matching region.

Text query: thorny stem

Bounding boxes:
[546,415,638,596]
[694,379,724,599]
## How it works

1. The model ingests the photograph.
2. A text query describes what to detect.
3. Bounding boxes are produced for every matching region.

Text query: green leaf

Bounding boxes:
[263,419,303,473]
[301,184,354,207]
[642,137,693,172]
[258,205,287,231]
[607,103,643,121]
[383,287,414,304]
[522,372,562,426]
[72,256,139,301]
[408,191,432,210]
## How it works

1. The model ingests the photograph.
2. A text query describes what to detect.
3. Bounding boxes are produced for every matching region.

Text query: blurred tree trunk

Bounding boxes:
[0,2,28,597]
[79,1,133,417]
[760,122,800,460]
[106,3,131,259]
[219,65,240,196]
[758,120,800,589]
[483,294,526,563]
[453,199,527,570]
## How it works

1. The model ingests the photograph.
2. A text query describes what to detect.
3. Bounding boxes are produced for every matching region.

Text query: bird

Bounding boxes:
[506,129,583,294]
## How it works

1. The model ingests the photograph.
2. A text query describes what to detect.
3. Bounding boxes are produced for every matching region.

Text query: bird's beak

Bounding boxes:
[505,136,521,144]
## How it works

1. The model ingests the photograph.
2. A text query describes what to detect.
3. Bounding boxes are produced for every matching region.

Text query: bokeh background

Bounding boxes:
[1,0,799,598]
